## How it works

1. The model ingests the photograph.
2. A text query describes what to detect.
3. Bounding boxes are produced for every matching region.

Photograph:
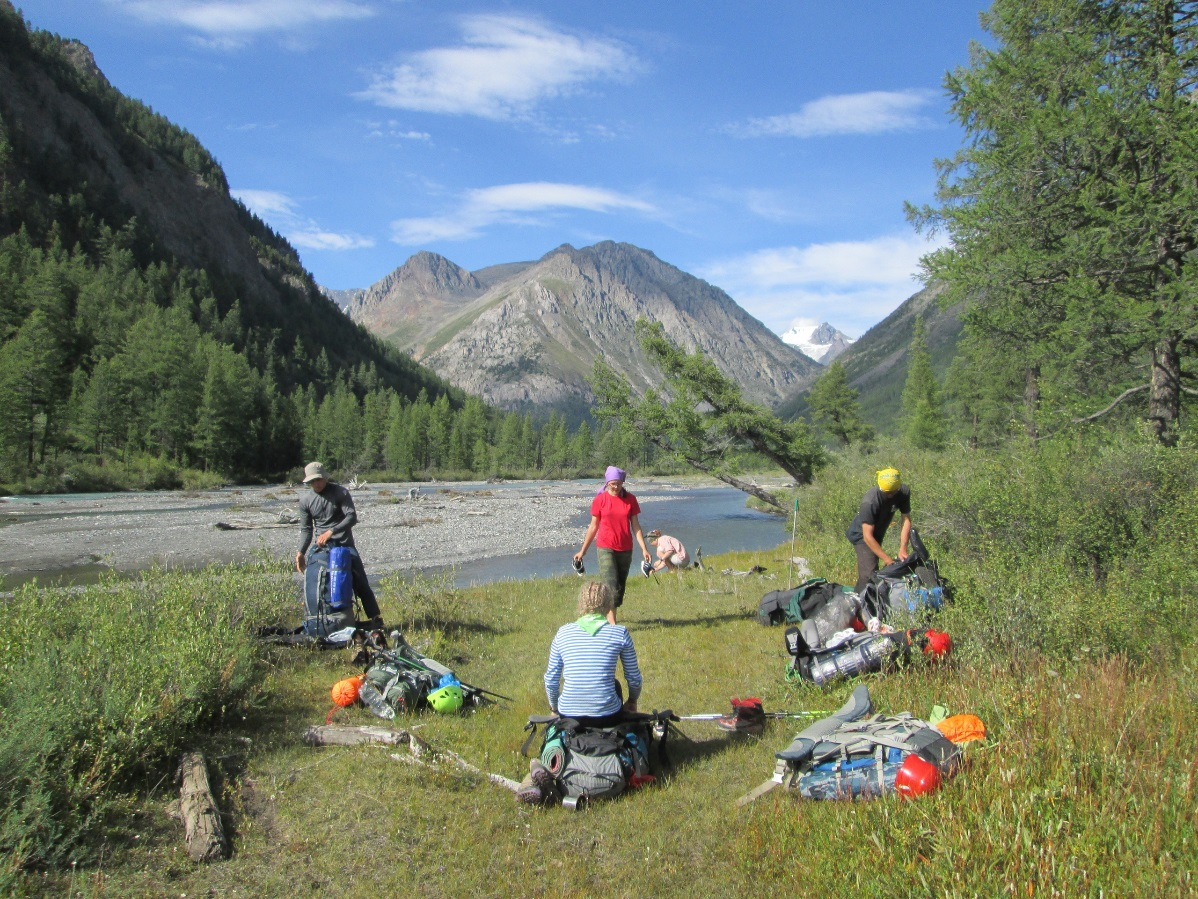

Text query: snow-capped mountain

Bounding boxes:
[780,320,855,363]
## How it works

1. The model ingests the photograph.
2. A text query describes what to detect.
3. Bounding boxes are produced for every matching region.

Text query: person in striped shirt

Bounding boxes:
[544,581,643,727]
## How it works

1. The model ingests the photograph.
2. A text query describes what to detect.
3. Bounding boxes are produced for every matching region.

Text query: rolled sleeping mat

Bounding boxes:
[776,684,874,763]
[542,745,568,775]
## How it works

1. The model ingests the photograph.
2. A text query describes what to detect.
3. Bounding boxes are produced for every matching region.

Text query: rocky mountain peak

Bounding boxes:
[344,241,824,416]
[781,319,856,363]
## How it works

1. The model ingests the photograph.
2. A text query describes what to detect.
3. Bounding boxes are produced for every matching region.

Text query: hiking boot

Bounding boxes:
[715,698,766,736]
[362,616,385,631]
[529,759,559,804]
[516,778,544,806]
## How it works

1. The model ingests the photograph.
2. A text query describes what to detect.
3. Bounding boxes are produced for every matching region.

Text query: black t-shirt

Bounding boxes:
[845,485,911,545]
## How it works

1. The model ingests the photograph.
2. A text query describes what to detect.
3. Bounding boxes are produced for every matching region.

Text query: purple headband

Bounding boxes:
[604,466,626,483]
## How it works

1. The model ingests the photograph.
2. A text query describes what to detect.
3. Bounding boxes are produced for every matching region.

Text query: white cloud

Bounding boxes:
[699,233,945,337]
[234,188,374,251]
[358,15,639,119]
[391,181,656,244]
[110,0,374,47]
[734,90,934,138]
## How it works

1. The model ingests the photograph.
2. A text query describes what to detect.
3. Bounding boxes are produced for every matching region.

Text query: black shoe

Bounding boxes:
[362,616,385,630]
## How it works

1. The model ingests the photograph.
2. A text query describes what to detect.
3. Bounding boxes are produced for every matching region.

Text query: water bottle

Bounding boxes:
[357,679,395,719]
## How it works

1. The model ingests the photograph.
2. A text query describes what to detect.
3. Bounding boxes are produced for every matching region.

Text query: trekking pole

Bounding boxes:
[677,710,828,721]
[787,497,799,589]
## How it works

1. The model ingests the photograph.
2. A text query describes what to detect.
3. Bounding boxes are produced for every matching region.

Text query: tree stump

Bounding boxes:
[177,751,227,862]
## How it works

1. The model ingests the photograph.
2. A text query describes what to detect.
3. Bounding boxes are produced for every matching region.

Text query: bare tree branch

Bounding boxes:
[1071,385,1149,424]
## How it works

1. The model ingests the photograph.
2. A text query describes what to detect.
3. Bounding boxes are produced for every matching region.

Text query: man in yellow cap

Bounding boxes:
[845,467,911,593]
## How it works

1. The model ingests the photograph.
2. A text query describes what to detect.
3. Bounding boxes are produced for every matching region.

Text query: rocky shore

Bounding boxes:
[0,478,735,587]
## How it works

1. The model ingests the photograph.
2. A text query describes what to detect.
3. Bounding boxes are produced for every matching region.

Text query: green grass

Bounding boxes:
[5,434,1197,896]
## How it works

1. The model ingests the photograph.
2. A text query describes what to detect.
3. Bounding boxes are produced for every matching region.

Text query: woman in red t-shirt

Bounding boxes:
[573,466,653,623]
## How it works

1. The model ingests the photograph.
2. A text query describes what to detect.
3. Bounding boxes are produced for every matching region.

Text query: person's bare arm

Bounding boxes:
[574,516,600,562]
[861,522,892,566]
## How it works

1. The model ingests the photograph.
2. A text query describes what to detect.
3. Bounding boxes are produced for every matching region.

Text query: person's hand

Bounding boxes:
[642,550,652,563]
[316,530,332,547]
[295,552,306,573]
[898,550,910,561]
[881,555,894,567]
[623,699,638,713]
[573,550,583,564]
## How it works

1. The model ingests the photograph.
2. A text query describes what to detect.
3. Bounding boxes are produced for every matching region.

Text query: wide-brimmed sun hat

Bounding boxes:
[303,461,329,483]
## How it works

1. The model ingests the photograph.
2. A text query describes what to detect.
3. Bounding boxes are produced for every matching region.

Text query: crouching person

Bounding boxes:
[517,582,648,807]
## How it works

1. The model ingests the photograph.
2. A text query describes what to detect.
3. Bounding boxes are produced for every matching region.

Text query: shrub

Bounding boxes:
[0,562,293,870]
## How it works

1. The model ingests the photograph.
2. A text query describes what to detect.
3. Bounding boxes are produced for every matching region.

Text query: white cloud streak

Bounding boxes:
[391,182,655,244]
[700,234,945,337]
[359,15,639,119]
[735,90,934,138]
[234,189,374,251]
[110,0,374,46]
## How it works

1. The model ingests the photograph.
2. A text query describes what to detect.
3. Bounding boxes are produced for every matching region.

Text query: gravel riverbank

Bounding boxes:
[0,477,771,587]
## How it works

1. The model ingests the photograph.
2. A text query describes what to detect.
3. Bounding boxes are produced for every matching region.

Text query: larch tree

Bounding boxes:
[591,319,825,509]
[806,359,875,448]
[910,0,1198,445]
[901,318,949,450]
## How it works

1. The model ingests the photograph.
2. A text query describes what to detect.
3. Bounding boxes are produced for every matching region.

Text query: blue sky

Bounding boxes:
[15,1,990,338]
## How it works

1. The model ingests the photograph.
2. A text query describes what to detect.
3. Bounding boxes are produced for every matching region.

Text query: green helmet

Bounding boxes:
[427,684,464,714]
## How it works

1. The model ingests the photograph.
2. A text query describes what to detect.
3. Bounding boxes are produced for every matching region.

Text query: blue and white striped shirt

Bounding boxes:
[544,621,643,717]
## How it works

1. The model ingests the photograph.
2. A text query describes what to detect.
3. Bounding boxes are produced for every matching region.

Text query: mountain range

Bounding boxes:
[332,243,824,417]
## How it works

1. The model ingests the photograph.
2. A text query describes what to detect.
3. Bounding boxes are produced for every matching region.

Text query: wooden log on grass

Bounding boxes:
[303,724,411,746]
[178,752,227,862]
[303,724,520,792]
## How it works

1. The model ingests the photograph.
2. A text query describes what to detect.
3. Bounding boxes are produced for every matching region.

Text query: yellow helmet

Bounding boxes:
[876,468,901,493]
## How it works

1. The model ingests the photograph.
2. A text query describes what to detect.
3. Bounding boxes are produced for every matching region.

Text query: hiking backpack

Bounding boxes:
[860,528,952,625]
[774,698,961,800]
[303,547,357,639]
[521,713,670,803]
[757,578,858,627]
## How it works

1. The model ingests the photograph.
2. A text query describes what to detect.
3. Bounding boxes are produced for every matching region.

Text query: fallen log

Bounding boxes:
[214,520,295,530]
[178,751,227,862]
[303,724,411,746]
[303,724,519,792]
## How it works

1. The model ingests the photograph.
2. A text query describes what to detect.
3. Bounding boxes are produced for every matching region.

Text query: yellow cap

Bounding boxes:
[876,468,901,492]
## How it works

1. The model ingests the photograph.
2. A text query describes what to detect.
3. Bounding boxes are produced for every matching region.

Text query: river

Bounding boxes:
[0,478,792,591]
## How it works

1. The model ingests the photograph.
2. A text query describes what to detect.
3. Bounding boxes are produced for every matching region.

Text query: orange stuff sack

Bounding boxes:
[936,714,986,744]
[331,674,366,707]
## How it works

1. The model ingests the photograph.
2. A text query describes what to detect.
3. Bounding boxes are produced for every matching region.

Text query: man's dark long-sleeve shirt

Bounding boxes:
[297,482,359,553]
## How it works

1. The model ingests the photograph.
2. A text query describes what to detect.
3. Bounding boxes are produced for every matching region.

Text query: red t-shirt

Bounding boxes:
[590,490,641,552]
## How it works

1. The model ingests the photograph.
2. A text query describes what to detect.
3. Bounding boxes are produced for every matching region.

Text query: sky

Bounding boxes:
[13,1,992,339]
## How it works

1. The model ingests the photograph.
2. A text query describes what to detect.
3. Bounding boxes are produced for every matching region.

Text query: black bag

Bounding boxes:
[757,578,853,626]
[861,528,952,623]
[302,548,355,639]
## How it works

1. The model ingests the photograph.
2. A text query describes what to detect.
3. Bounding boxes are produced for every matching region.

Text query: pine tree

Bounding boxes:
[806,360,874,448]
[901,318,948,451]
[911,0,1198,444]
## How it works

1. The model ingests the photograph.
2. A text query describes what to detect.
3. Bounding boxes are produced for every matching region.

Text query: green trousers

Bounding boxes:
[597,548,633,608]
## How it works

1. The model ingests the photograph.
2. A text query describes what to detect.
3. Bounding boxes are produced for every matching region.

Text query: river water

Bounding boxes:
[431,483,788,587]
[0,480,791,591]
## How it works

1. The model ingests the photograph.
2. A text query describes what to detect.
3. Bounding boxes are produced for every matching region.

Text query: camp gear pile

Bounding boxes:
[335,630,502,719]
[751,685,977,801]
[521,711,677,808]
[756,528,953,686]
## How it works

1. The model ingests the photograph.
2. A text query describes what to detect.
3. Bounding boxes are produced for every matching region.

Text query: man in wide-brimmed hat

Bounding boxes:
[295,461,384,628]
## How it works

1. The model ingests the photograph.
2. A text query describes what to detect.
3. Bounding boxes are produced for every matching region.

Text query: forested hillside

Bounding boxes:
[0,4,468,488]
